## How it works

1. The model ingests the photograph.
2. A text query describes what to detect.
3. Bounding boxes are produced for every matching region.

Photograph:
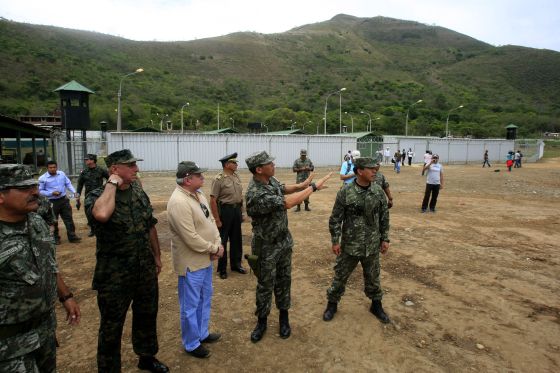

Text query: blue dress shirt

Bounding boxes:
[39,170,76,199]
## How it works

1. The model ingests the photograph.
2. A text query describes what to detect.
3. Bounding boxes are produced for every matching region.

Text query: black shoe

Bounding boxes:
[138,356,169,372]
[323,302,337,321]
[250,317,267,343]
[279,310,291,339]
[294,205,301,212]
[201,332,221,343]
[69,236,81,243]
[232,267,247,274]
[187,344,211,358]
[304,205,311,211]
[219,272,227,279]
[88,231,95,237]
[370,300,391,324]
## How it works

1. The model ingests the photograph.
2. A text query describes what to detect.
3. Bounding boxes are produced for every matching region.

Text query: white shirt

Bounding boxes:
[426,163,443,185]
[384,149,391,157]
[424,153,432,164]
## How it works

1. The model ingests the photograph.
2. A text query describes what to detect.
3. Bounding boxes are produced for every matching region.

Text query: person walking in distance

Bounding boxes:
[421,154,444,213]
[85,149,169,373]
[38,161,81,244]
[76,154,109,237]
[167,161,224,359]
[244,151,332,343]
[340,150,360,186]
[407,148,414,166]
[210,152,246,280]
[323,157,391,324]
[292,149,315,211]
[482,150,491,167]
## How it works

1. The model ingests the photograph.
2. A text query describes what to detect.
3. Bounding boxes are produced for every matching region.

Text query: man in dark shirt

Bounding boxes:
[76,154,109,236]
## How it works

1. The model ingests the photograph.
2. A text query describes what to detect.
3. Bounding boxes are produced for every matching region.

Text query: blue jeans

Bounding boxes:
[178,264,213,352]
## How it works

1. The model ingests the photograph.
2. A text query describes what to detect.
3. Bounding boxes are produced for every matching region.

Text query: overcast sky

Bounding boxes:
[1,0,559,51]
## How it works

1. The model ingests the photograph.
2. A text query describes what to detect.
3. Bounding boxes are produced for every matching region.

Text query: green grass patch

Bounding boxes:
[543,140,560,158]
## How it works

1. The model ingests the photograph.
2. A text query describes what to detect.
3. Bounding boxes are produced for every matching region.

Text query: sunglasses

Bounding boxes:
[200,203,210,218]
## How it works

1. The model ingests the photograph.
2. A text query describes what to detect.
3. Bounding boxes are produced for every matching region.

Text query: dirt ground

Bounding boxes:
[54,158,560,373]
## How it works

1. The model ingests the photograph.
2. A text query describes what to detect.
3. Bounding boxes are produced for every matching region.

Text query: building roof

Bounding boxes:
[505,124,518,129]
[326,131,375,138]
[53,80,95,94]
[0,114,51,137]
[204,127,239,134]
[267,129,306,135]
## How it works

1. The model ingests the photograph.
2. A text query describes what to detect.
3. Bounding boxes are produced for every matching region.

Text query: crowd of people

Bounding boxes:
[0,144,526,371]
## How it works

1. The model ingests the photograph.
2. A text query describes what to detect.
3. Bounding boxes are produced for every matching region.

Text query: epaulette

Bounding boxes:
[215,172,224,180]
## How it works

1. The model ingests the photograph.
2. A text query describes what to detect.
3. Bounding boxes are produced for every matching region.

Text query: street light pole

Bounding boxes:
[323,87,346,134]
[446,105,464,137]
[339,87,346,134]
[117,68,143,132]
[405,99,423,137]
[360,110,372,132]
[344,112,354,133]
[229,117,235,129]
[180,102,189,134]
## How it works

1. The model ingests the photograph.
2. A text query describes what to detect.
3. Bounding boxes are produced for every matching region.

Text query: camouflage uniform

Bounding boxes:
[327,176,390,303]
[77,166,109,197]
[36,195,55,227]
[85,175,159,372]
[292,152,314,208]
[374,171,389,191]
[245,175,293,318]
[0,165,58,372]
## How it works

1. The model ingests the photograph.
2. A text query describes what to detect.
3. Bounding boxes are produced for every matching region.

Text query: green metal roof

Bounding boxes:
[505,124,518,129]
[267,129,306,135]
[204,127,239,134]
[326,131,375,138]
[53,80,95,94]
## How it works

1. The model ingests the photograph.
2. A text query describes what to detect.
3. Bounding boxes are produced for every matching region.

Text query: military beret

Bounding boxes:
[354,157,377,169]
[245,151,275,169]
[84,153,97,161]
[0,164,38,190]
[105,149,143,167]
[177,161,208,178]
[219,152,238,165]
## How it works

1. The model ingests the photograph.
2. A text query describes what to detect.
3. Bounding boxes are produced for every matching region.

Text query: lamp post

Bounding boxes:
[446,105,464,137]
[157,113,169,131]
[229,117,235,129]
[405,99,423,137]
[344,112,354,133]
[304,120,312,132]
[290,121,297,130]
[116,68,143,132]
[180,102,189,133]
[360,110,372,132]
[323,87,346,134]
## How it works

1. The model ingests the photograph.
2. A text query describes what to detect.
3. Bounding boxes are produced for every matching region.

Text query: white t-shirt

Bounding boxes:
[426,163,443,185]
[384,149,391,157]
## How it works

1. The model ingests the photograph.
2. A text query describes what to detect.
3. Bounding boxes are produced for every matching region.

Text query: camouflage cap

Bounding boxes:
[245,151,275,169]
[105,149,143,167]
[177,161,208,178]
[0,164,38,190]
[84,153,97,161]
[300,149,307,155]
[354,157,377,169]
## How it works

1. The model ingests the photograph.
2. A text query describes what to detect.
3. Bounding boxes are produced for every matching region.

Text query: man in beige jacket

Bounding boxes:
[167,161,224,359]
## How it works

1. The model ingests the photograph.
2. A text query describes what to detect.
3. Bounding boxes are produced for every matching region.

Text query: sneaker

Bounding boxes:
[421,209,427,213]
[186,344,211,358]
[430,209,436,213]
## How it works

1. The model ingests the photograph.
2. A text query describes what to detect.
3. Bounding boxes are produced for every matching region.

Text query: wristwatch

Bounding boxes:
[107,179,119,187]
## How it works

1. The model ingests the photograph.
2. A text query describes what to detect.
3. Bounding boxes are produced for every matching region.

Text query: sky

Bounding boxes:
[1,0,559,51]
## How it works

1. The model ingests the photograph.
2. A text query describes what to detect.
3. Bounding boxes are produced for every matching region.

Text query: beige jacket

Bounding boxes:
[167,185,221,274]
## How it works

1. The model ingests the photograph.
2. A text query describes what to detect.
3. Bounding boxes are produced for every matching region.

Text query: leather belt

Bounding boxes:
[220,203,241,209]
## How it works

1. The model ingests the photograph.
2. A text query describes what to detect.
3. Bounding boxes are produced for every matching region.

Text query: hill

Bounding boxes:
[0,14,559,137]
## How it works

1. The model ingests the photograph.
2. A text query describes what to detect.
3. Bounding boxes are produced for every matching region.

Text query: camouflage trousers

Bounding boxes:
[326,251,383,303]
[0,314,56,373]
[255,244,292,318]
[96,275,159,373]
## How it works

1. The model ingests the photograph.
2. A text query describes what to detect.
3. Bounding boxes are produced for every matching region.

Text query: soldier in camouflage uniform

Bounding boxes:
[76,154,109,237]
[323,157,391,324]
[292,149,315,212]
[0,164,80,373]
[85,150,168,373]
[244,151,331,343]
[36,195,56,227]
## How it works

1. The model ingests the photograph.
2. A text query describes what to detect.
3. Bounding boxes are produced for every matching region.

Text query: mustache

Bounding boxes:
[27,195,39,203]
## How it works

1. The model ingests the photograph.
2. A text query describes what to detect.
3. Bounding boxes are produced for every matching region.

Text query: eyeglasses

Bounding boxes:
[200,203,210,218]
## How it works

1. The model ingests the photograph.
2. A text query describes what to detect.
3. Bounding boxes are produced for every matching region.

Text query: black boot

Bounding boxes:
[250,317,267,343]
[279,309,291,339]
[370,300,390,324]
[322,302,337,321]
[304,202,311,211]
[295,205,301,212]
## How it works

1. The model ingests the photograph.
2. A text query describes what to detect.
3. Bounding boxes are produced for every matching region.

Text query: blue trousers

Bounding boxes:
[178,264,213,352]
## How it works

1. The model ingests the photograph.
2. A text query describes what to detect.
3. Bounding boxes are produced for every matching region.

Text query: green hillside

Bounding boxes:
[1,14,559,137]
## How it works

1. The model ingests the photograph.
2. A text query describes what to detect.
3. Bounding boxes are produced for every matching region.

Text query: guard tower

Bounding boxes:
[505,123,517,140]
[53,80,95,174]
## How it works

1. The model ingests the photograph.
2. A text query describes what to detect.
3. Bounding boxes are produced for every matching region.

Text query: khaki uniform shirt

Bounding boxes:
[211,172,244,211]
